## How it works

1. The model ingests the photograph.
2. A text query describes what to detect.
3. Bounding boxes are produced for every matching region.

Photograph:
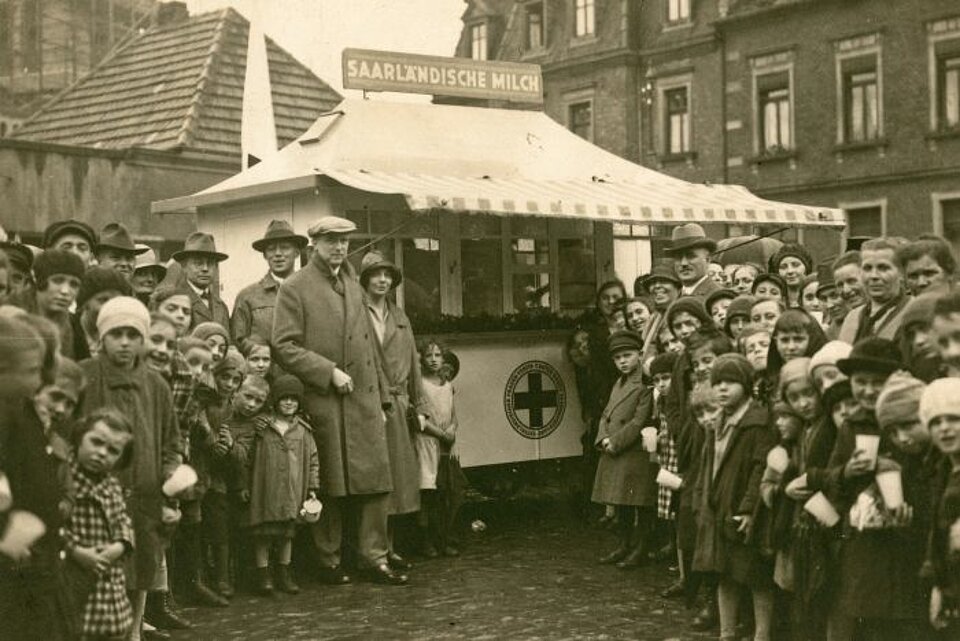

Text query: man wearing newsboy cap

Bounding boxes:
[271,215,405,585]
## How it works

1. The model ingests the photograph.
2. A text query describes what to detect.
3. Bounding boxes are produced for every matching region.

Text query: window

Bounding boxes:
[835,40,882,145]
[470,23,487,60]
[526,3,544,50]
[938,54,960,129]
[460,215,502,316]
[20,0,40,72]
[844,206,883,238]
[401,238,441,324]
[664,87,690,154]
[757,72,792,151]
[568,101,593,141]
[667,0,690,23]
[574,0,595,38]
[934,195,960,256]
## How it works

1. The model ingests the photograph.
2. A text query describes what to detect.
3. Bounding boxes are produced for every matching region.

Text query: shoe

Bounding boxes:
[615,546,649,569]
[421,544,439,559]
[316,565,351,585]
[216,579,234,599]
[691,602,718,631]
[442,546,460,557]
[142,628,172,641]
[144,591,193,630]
[275,564,300,594]
[256,566,274,596]
[189,576,230,607]
[597,546,630,564]
[388,551,412,570]
[361,563,408,586]
[659,580,685,599]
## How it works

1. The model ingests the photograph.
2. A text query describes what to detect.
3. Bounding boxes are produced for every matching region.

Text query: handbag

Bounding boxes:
[405,406,421,437]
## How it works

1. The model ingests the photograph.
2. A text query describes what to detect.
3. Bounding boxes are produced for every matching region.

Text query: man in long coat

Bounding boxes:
[271,216,406,585]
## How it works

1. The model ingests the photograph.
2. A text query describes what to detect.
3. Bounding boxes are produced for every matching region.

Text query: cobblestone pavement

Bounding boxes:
[170,494,712,641]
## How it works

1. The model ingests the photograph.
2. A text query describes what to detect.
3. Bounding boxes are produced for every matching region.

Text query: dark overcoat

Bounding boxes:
[231,272,280,353]
[271,254,392,497]
[183,282,231,337]
[369,299,424,515]
[591,370,658,507]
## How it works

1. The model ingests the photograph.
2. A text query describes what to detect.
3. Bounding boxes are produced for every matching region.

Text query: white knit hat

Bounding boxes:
[809,341,852,377]
[920,378,960,428]
[96,296,149,339]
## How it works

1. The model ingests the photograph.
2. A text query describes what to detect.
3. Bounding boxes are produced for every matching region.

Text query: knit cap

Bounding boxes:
[272,374,304,404]
[77,266,133,309]
[920,379,960,429]
[710,353,754,388]
[192,322,229,345]
[876,371,926,429]
[214,346,246,375]
[779,357,812,399]
[809,341,852,377]
[96,296,149,339]
[650,352,679,377]
[769,242,814,274]
[666,297,712,332]
[33,248,86,282]
[901,292,939,331]
[753,272,787,295]
[726,294,756,320]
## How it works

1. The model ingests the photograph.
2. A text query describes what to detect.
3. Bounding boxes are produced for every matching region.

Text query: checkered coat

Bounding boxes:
[64,461,134,638]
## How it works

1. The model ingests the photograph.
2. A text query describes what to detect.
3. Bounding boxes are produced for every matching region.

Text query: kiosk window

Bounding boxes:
[514,273,550,311]
[512,238,549,265]
[558,237,596,311]
[461,238,503,316]
[401,238,441,322]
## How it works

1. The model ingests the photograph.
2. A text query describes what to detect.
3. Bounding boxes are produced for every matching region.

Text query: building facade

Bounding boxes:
[450,0,960,269]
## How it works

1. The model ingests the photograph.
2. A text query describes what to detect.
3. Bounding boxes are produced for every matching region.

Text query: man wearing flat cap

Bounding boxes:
[272,216,403,585]
[43,219,98,267]
[232,220,307,354]
[173,231,231,335]
[664,224,721,299]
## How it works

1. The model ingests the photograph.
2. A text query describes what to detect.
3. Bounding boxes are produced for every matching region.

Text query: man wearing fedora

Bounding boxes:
[43,219,98,267]
[232,220,307,354]
[272,216,403,585]
[95,222,148,280]
[664,224,721,299]
[173,232,231,335]
[641,259,682,363]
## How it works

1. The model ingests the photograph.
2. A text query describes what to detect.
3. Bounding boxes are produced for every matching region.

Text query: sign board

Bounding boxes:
[342,48,543,103]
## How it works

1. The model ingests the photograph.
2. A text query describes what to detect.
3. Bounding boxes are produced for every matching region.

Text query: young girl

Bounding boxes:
[65,409,135,641]
[236,375,319,596]
[753,273,787,305]
[624,296,654,339]
[242,336,273,379]
[751,298,784,333]
[417,340,464,557]
[706,290,736,331]
[149,284,193,337]
[725,295,756,341]
[192,322,229,363]
[708,354,776,641]
[766,310,828,399]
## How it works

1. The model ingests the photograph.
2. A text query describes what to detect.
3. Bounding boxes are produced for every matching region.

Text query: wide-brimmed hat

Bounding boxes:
[133,244,167,280]
[837,337,902,376]
[359,251,402,288]
[815,260,837,296]
[0,241,34,271]
[96,223,148,255]
[251,219,308,252]
[664,223,717,255]
[645,260,681,288]
[43,219,97,249]
[172,232,228,263]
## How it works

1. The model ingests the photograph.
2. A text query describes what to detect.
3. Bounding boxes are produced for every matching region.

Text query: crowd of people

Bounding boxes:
[567,222,960,641]
[0,216,464,641]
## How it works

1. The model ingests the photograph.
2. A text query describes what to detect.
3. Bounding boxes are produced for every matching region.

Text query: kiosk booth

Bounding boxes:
[154,82,845,491]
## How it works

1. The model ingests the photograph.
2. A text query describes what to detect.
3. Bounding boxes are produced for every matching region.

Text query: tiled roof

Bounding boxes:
[13,8,341,161]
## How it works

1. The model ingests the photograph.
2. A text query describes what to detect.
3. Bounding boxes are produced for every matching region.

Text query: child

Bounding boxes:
[708,353,775,641]
[752,273,787,305]
[64,409,135,641]
[751,298,784,333]
[192,322,229,363]
[592,330,657,568]
[766,310,828,398]
[688,330,735,384]
[149,284,193,338]
[733,263,762,295]
[650,352,681,582]
[706,290,736,331]
[235,375,318,595]
[79,297,182,641]
[624,297,654,338]
[724,295,756,341]
[242,335,273,379]
[931,290,960,378]
[808,340,852,393]
[417,340,465,557]
[740,327,773,405]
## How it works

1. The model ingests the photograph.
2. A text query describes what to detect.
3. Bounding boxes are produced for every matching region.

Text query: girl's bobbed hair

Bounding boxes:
[73,407,135,471]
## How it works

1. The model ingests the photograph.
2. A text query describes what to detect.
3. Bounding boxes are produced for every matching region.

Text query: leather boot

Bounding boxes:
[214,543,233,598]
[144,591,193,630]
[189,571,230,607]
[275,564,300,594]
[597,544,630,564]
[616,540,648,569]
[691,593,718,631]
[256,566,275,596]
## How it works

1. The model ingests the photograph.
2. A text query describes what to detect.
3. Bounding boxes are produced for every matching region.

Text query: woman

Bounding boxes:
[769,243,813,308]
[360,252,427,571]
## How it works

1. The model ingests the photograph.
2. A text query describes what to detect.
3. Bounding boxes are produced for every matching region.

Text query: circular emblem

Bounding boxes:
[503,360,567,440]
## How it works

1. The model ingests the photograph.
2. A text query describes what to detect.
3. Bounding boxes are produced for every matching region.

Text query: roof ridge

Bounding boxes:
[176,7,233,149]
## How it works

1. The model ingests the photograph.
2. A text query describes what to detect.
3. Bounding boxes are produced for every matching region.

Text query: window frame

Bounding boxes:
[573,0,596,39]
[750,53,796,156]
[565,90,595,142]
[931,190,960,240]
[656,74,694,158]
[470,22,488,61]
[838,199,888,244]
[834,35,883,145]
[524,1,546,51]
[665,0,691,26]
[927,18,960,132]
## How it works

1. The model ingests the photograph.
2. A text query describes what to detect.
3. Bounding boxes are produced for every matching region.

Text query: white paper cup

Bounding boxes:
[0,473,12,512]
[875,470,904,510]
[855,434,881,470]
[656,468,683,491]
[300,497,323,523]
[766,446,790,474]
[804,492,840,527]
[162,464,198,498]
[0,510,46,558]
[641,427,658,453]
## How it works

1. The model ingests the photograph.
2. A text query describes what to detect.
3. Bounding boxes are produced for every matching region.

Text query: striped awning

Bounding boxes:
[324,169,843,227]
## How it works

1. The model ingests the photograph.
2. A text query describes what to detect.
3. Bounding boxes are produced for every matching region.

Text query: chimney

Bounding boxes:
[156,2,189,27]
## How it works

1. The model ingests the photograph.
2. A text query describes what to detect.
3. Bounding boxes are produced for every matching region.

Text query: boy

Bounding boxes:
[688,330,735,384]
[79,296,182,641]
[932,290,960,379]
[808,340,852,393]
[750,298,783,333]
